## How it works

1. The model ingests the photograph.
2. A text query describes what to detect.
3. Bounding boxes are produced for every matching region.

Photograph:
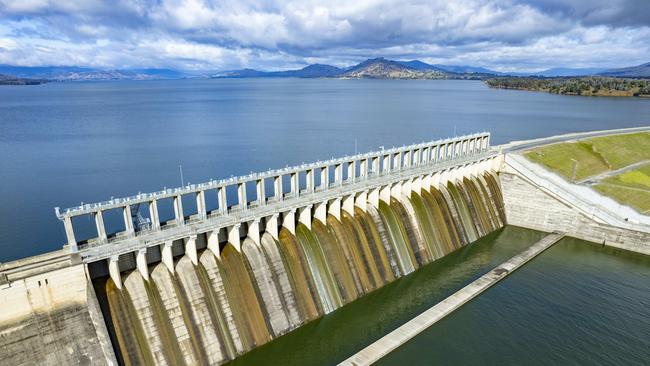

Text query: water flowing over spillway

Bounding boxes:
[97,173,505,365]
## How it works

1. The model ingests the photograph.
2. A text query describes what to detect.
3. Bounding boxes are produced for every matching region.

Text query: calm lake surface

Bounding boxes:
[1,79,650,260]
[379,236,650,366]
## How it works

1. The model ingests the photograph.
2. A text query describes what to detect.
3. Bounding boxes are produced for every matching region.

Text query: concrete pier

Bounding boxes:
[340,232,565,366]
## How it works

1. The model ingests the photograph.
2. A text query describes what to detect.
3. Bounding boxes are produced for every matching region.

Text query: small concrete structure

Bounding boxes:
[340,232,565,366]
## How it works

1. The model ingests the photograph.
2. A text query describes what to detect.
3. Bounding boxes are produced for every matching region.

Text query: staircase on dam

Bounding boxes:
[1,132,510,365]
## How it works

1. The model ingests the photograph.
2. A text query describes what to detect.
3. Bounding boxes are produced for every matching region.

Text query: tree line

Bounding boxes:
[485,76,650,97]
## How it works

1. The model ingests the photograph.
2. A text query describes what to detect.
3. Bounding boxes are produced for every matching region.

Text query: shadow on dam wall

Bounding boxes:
[91,173,506,365]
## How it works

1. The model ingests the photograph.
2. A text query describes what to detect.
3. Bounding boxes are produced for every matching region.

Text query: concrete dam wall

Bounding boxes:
[98,173,505,365]
[1,133,505,365]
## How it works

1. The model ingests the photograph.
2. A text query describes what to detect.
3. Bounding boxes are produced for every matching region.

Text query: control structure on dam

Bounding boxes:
[1,132,507,366]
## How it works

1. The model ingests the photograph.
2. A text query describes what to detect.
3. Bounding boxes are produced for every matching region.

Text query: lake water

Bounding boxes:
[379,236,650,365]
[1,78,650,260]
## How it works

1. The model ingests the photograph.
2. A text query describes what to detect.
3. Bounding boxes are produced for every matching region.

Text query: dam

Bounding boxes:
[1,129,649,365]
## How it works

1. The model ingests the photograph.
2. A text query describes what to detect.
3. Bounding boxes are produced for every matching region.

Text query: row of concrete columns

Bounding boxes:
[106,156,499,289]
[62,134,490,252]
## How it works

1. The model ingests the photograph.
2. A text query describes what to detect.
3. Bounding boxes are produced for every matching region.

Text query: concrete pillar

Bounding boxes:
[149,200,161,231]
[360,159,368,178]
[422,147,429,164]
[412,176,422,195]
[368,187,380,209]
[108,255,122,289]
[95,211,108,243]
[347,162,356,183]
[380,185,391,204]
[371,157,379,175]
[403,150,411,168]
[136,249,149,281]
[237,183,247,210]
[298,205,312,230]
[320,166,329,189]
[228,224,241,252]
[394,152,402,170]
[355,190,368,213]
[334,164,343,185]
[185,235,198,265]
[328,198,341,221]
[173,195,184,226]
[422,174,431,192]
[290,172,299,197]
[248,219,261,246]
[402,179,413,198]
[218,186,228,214]
[162,241,174,274]
[256,179,266,205]
[123,205,135,237]
[382,154,391,173]
[306,169,315,193]
[274,175,283,201]
[282,209,296,235]
[314,201,327,224]
[266,214,279,241]
[207,230,221,258]
[63,216,78,252]
[342,195,355,217]
[196,190,207,219]
[391,181,404,201]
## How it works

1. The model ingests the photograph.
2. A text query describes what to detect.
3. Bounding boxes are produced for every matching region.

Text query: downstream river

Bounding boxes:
[379,236,650,365]
[1,79,650,260]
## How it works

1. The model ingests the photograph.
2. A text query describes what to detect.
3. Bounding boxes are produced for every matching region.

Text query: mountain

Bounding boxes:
[214,64,344,78]
[434,64,500,74]
[0,65,188,81]
[599,62,650,78]
[342,57,448,79]
[530,67,606,77]
[0,73,47,85]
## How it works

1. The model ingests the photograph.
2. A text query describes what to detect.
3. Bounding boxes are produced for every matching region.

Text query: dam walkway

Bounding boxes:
[340,232,565,366]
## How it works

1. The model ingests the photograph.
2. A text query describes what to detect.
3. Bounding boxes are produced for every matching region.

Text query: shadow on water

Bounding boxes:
[379,237,650,366]
[226,226,546,365]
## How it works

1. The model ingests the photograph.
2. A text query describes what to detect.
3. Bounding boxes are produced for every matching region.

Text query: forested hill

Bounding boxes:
[485,77,650,97]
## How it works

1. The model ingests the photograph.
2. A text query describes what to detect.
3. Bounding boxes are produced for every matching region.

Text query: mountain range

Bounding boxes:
[1,59,649,83]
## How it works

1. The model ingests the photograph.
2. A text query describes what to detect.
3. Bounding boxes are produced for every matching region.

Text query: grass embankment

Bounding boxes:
[594,164,650,214]
[525,132,650,213]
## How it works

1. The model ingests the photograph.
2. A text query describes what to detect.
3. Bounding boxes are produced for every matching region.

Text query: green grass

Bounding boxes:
[593,184,650,214]
[606,164,650,190]
[587,132,650,169]
[525,141,610,181]
[525,132,650,181]
[594,163,650,213]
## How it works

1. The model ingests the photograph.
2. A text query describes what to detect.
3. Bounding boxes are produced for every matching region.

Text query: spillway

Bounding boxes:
[96,173,506,365]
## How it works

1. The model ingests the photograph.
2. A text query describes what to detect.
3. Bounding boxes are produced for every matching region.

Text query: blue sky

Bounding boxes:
[0,0,649,72]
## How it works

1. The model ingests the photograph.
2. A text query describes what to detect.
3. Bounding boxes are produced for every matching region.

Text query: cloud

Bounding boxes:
[0,0,648,71]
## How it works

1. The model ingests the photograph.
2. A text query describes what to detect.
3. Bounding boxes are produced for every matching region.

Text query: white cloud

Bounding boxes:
[0,0,648,70]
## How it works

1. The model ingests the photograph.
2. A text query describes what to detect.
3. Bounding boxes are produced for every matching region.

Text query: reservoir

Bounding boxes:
[2,79,650,260]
